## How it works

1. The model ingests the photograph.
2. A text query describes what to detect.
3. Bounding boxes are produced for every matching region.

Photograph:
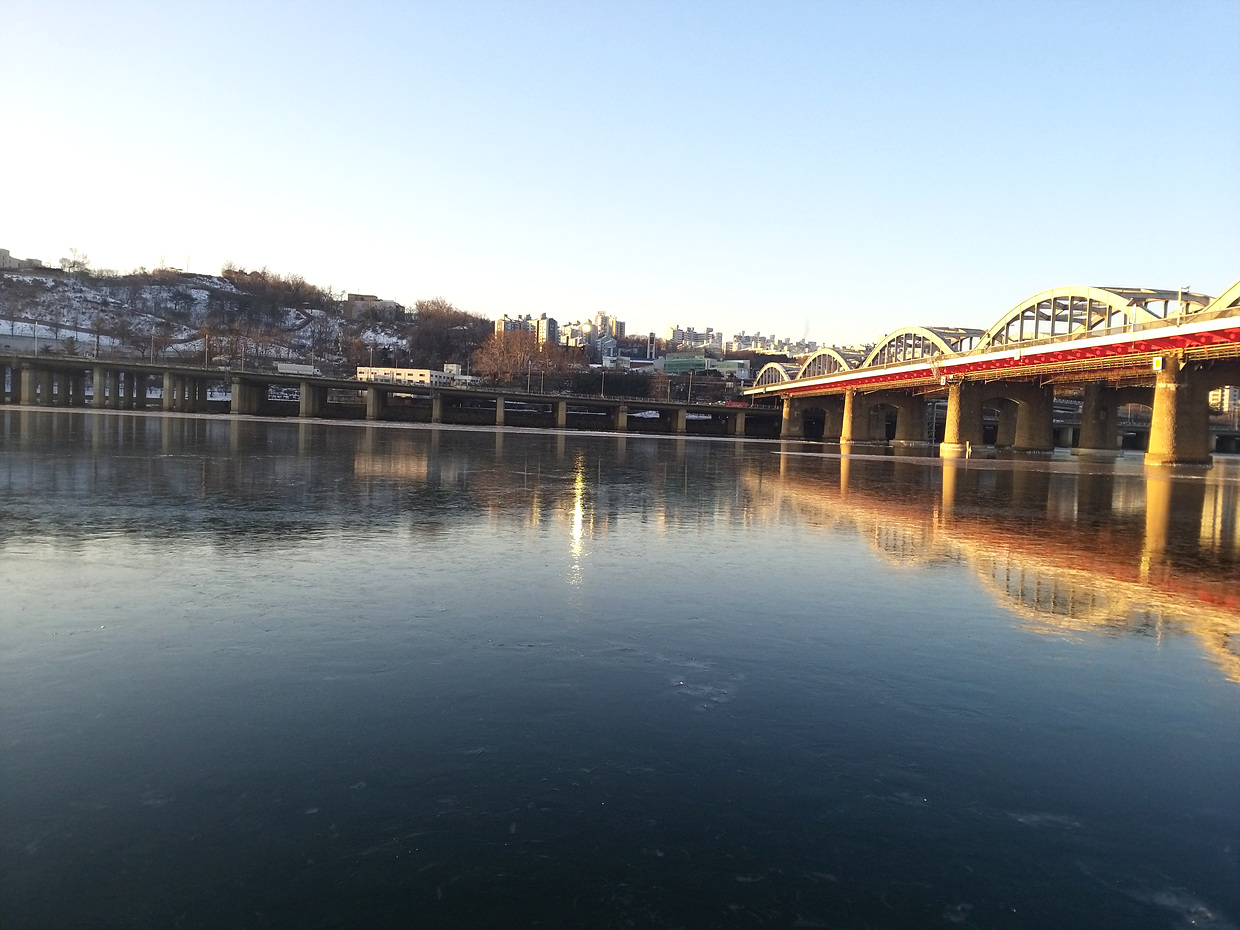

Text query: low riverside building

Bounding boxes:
[356,366,478,387]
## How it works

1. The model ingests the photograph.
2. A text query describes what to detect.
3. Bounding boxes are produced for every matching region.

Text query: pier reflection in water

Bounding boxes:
[1,409,1238,929]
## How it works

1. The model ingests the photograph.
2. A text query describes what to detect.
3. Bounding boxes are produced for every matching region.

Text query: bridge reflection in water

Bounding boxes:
[754,446,1240,681]
[2,408,1237,683]
[6,407,1240,929]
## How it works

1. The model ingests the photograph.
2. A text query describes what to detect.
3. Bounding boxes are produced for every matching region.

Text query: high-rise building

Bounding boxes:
[1210,385,1240,413]
[536,314,559,346]
[494,314,534,335]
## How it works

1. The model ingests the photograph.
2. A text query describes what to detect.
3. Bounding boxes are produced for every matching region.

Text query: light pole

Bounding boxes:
[687,370,694,405]
[600,367,606,398]
[526,359,532,394]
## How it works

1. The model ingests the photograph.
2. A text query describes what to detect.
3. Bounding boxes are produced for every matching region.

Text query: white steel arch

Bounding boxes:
[1201,277,1240,315]
[753,362,800,387]
[862,326,983,368]
[796,346,865,379]
[974,286,1213,351]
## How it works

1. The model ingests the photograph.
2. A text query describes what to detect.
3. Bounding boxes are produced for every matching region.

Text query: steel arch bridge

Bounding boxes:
[744,278,1240,464]
[749,282,1226,393]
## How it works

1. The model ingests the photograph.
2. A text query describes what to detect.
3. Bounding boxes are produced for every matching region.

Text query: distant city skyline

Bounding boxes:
[2,2,1236,348]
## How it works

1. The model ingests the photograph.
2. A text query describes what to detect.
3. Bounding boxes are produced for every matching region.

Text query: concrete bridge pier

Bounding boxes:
[672,407,688,434]
[37,369,52,406]
[985,383,1054,453]
[20,367,37,405]
[162,373,177,411]
[494,396,506,427]
[780,396,805,439]
[107,370,122,409]
[822,400,844,441]
[992,400,1017,449]
[299,381,328,418]
[431,391,444,424]
[940,381,984,458]
[1075,382,1120,458]
[612,404,628,432]
[1014,384,1054,453]
[890,394,928,451]
[231,377,262,414]
[1146,359,1212,467]
[840,390,884,449]
[365,385,387,421]
[73,371,88,406]
[52,371,70,407]
[178,375,191,411]
[92,366,107,408]
[727,408,747,436]
[554,399,567,429]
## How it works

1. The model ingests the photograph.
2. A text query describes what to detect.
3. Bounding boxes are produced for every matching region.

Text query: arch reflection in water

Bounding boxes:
[760,449,1240,681]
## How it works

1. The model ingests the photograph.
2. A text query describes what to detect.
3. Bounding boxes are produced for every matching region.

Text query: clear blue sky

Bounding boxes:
[2,1,1237,346]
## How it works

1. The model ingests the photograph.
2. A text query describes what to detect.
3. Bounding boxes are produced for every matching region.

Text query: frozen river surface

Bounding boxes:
[1,410,1238,929]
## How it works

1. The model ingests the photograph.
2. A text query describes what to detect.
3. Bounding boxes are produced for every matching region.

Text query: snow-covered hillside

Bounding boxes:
[0,267,356,370]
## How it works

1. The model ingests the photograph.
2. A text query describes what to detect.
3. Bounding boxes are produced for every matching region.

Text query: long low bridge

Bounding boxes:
[0,358,779,438]
[746,278,1240,465]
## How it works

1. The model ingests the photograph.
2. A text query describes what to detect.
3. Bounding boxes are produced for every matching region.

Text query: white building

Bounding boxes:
[1210,385,1240,414]
[356,367,477,387]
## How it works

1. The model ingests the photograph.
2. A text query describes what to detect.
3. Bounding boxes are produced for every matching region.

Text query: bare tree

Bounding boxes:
[58,248,90,276]
[472,330,539,382]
